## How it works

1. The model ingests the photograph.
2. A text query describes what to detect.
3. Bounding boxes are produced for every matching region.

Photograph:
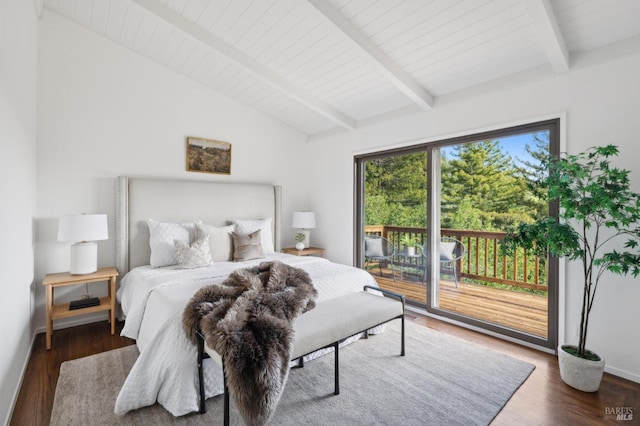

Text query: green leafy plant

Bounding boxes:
[295,232,306,243]
[400,234,420,248]
[501,145,640,359]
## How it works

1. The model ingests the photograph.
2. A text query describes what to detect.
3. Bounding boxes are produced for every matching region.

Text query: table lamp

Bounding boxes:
[57,214,109,275]
[292,211,316,249]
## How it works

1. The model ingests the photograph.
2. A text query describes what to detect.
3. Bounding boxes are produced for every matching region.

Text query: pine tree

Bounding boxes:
[514,132,550,220]
[441,140,526,229]
[364,153,427,227]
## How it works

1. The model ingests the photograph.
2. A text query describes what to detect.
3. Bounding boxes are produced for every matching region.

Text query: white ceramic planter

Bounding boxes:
[557,344,605,392]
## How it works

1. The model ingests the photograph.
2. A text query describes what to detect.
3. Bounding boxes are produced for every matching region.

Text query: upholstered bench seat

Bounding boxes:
[196,285,405,425]
[291,288,405,360]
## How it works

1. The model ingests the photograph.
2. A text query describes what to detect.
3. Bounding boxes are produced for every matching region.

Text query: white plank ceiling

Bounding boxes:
[43,0,640,138]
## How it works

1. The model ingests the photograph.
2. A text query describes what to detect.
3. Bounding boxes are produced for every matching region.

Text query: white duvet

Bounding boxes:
[114,253,379,416]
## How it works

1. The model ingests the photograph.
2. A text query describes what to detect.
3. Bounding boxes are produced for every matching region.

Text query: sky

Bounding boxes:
[498,133,537,165]
[441,131,547,166]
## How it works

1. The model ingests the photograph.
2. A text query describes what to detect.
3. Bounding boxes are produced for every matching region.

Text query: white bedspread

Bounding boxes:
[114,253,379,416]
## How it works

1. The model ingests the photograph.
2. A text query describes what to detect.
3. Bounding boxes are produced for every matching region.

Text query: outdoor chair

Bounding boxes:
[421,237,466,287]
[364,236,396,281]
[438,237,465,287]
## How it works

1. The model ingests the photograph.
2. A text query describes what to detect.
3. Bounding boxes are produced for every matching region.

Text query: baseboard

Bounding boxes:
[406,306,640,384]
[6,330,37,426]
[605,365,640,384]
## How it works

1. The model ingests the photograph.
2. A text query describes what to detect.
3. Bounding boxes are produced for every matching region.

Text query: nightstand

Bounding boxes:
[42,266,118,350]
[282,247,325,257]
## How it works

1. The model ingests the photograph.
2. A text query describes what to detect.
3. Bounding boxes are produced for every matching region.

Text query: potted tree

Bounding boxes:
[501,145,640,392]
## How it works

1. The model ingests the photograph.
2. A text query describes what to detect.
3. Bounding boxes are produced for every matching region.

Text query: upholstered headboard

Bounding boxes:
[115,176,282,275]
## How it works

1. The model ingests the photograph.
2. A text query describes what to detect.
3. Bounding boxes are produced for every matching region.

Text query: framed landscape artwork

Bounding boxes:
[186,136,232,175]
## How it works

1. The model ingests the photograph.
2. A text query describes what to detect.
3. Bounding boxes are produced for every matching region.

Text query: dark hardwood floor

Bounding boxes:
[10,320,134,426]
[10,316,640,425]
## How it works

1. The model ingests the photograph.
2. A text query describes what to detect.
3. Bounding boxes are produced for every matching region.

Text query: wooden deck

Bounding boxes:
[372,270,548,338]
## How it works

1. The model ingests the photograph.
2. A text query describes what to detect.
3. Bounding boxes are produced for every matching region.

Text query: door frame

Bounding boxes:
[354,118,560,350]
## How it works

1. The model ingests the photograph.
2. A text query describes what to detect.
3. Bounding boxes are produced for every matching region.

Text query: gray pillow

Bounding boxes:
[232,229,264,261]
[439,241,457,261]
[365,237,384,257]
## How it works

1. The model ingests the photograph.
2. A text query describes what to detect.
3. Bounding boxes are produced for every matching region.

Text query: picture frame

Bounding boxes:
[186,136,232,175]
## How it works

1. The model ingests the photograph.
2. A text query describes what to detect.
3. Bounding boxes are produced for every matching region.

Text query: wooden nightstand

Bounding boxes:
[42,266,119,350]
[282,247,325,257]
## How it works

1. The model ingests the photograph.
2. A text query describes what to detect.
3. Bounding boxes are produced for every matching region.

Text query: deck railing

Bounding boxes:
[365,225,548,292]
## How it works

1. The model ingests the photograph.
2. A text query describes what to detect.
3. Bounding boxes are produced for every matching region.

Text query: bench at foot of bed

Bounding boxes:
[196,285,405,425]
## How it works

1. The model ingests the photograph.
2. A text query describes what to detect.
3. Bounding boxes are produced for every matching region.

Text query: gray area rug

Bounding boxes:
[51,320,534,425]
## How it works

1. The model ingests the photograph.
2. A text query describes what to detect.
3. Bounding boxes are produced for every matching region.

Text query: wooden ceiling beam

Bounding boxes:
[524,0,570,73]
[305,0,434,110]
[132,0,357,131]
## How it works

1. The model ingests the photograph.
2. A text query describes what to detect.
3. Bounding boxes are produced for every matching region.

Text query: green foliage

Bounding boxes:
[448,197,483,230]
[365,194,391,226]
[400,234,420,248]
[514,132,551,219]
[363,136,551,294]
[479,210,536,231]
[441,140,525,219]
[365,141,543,230]
[501,145,640,358]
[364,153,427,227]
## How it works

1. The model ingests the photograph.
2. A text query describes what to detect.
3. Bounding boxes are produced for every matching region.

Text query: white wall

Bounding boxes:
[35,13,309,331]
[0,0,38,423]
[10,6,638,418]
[308,52,640,383]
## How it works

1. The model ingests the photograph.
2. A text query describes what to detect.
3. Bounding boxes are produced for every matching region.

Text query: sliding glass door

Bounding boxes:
[359,152,428,305]
[355,119,559,349]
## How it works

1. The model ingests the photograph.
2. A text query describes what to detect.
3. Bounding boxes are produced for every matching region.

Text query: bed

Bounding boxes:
[112,177,380,417]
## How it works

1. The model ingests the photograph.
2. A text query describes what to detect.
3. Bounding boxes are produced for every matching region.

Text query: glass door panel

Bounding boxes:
[362,152,428,306]
[432,134,550,339]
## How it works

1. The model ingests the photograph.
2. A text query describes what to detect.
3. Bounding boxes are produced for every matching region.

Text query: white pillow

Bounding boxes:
[148,219,198,268]
[364,237,384,257]
[233,218,274,254]
[174,235,212,269]
[439,241,457,262]
[195,223,235,262]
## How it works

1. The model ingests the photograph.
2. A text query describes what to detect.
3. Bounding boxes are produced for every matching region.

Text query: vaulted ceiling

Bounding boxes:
[42,0,640,139]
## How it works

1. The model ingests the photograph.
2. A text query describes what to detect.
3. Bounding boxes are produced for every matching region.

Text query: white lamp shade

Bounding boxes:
[58,214,108,242]
[292,212,316,229]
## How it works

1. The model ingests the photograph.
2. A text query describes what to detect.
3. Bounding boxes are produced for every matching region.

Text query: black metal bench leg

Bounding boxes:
[334,342,340,395]
[223,363,230,426]
[197,333,206,414]
[401,315,405,356]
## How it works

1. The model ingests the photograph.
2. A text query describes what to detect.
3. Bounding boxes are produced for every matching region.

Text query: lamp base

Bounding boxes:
[297,230,310,248]
[70,242,98,275]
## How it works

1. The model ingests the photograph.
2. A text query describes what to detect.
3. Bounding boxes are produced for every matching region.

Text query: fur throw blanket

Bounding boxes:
[183,261,318,426]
